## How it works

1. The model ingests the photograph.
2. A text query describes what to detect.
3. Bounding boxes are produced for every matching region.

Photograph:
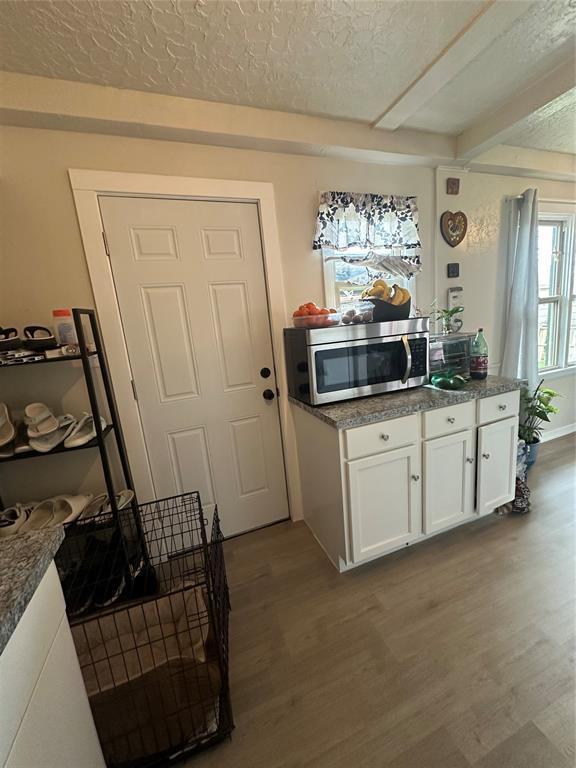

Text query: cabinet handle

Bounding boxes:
[380,433,390,441]
[466,457,474,464]
[498,404,507,411]
[411,474,420,481]
[482,452,490,459]
[447,416,456,424]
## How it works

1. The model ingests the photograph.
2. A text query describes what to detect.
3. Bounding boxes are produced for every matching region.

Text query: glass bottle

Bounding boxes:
[470,328,488,380]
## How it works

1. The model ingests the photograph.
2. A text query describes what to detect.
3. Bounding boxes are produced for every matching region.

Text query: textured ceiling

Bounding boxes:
[404,0,576,134]
[505,89,576,154]
[0,0,486,122]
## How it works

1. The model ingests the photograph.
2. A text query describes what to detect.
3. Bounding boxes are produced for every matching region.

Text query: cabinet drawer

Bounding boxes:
[478,390,520,425]
[423,400,475,440]
[344,413,419,460]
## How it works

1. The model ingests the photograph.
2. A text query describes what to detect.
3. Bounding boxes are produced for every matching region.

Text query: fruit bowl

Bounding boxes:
[293,312,341,329]
[368,297,411,322]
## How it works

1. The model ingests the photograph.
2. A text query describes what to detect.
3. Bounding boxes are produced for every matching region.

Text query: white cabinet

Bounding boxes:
[424,429,475,534]
[477,416,519,516]
[347,444,421,563]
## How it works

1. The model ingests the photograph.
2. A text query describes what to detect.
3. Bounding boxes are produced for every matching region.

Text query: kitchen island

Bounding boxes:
[290,376,523,571]
[0,529,105,768]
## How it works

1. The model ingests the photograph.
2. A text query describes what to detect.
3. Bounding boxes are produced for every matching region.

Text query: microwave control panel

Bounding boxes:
[409,337,429,376]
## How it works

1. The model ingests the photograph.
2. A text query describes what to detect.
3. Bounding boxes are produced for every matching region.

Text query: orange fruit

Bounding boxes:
[319,308,329,315]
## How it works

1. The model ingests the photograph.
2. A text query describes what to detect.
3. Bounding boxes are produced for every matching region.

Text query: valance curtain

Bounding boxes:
[313,191,422,279]
[500,188,539,391]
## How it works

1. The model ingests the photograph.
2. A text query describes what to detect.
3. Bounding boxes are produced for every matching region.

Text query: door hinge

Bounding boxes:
[130,378,138,401]
[102,230,110,258]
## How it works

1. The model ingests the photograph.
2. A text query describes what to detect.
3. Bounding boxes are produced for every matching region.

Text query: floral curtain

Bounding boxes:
[313,191,422,279]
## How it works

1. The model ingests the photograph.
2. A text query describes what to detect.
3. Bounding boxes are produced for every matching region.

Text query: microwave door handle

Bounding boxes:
[401,334,412,383]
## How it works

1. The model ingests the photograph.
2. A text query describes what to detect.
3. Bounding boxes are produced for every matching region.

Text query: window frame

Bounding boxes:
[537,210,576,374]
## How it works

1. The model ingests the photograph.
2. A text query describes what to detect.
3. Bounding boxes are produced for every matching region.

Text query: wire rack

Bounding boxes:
[69,491,233,767]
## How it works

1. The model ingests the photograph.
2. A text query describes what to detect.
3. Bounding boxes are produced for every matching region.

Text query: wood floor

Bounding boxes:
[190,435,576,768]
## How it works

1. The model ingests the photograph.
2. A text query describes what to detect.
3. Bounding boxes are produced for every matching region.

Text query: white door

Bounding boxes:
[347,444,421,563]
[424,429,475,534]
[477,416,518,517]
[99,196,289,536]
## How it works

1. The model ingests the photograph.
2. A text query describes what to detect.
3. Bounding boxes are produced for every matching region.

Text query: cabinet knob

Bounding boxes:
[482,452,490,459]
[466,457,474,464]
[498,404,507,411]
[380,433,390,441]
[447,416,456,424]
[411,474,420,481]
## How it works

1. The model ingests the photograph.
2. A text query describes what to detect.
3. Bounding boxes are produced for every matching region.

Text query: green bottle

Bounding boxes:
[470,328,488,380]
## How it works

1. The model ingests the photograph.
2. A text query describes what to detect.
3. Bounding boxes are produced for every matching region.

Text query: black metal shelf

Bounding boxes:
[0,425,113,464]
[0,351,97,369]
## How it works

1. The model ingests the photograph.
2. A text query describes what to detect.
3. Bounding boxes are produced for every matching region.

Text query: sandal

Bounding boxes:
[0,327,22,352]
[22,325,58,351]
[64,413,106,448]
[24,403,59,437]
[0,403,15,447]
[29,414,76,453]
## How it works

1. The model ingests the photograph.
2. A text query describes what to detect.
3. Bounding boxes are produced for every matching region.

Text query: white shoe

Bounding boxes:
[50,494,93,525]
[0,403,15,447]
[0,501,37,537]
[64,413,106,449]
[29,415,76,453]
[19,500,55,531]
[25,403,59,437]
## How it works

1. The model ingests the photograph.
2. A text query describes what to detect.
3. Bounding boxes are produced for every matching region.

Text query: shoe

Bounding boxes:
[50,494,93,526]
[0,403,15,447]
[64,413,106,448]
[0,441,14,459]
[77,493,109,523]
[19,500,55,531]
[24,403,59,437]
[22,326,58,351]
[0,327,21,352]
[29,415,76,453]
[0,501,37,537]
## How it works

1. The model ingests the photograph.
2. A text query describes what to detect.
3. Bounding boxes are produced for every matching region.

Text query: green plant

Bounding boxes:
[519,379,561,444]
[430,298,464,332]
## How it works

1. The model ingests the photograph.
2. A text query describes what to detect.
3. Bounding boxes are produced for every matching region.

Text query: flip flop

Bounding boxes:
[77,493,108,523]
[0,403,15,448]
[25,403,59,437]
[64,413,107,449]
[29,414,76,453]
[22,325,58,351]
[0,327,22,352]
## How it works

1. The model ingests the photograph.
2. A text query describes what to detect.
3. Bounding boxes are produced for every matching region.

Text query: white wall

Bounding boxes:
[0,125,574,506]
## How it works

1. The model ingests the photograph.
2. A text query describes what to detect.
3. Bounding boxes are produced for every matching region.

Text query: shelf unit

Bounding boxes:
[0,308,151,616]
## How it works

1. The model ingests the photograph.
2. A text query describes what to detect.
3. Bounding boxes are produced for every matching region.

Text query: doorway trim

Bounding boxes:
[69,169,301,519]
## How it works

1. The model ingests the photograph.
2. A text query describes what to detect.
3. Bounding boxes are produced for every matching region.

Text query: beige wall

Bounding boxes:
[0,124,574,504]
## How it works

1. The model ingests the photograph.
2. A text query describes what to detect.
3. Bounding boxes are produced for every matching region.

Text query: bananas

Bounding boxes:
[361,279,410,306]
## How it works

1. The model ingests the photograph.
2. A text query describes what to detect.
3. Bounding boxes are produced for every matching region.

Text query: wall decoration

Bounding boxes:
[440,211,467,247]
[446,177,460,195]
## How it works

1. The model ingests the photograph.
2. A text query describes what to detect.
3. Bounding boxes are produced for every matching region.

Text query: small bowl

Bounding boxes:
[293,313,341,329]
[368,298,411,322]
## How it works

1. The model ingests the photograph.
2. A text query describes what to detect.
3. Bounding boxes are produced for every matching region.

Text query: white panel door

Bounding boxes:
[347,444,422,563]
[424,429,475,534]
[99,196,289,536]
[477,416,519,517]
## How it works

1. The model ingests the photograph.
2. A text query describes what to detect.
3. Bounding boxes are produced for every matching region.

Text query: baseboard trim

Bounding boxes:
[540,423,576,443]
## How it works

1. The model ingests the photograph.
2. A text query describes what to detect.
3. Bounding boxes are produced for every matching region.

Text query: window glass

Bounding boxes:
[537,223,560,298]
[537,302,558,370]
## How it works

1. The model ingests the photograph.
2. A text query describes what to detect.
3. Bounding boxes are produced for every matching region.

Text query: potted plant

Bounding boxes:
[430,299,464,334]
[518,379,561,470]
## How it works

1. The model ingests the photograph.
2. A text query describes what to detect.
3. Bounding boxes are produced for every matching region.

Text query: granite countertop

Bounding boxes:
[0,527,64,655]
[289,375,524,429]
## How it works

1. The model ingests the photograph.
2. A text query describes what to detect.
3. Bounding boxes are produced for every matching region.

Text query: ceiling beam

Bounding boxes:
[373,0,532,131]
[457,55,576,159]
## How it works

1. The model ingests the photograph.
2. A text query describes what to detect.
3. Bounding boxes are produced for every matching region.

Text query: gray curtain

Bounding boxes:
[500,189,539,390]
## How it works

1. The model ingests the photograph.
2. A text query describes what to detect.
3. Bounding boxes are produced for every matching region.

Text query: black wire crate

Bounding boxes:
[68,491,233,767]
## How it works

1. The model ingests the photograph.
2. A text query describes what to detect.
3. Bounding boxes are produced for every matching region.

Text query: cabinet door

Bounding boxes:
[347,444,421,563]
[477,416,518,516]
[424,429,475,534]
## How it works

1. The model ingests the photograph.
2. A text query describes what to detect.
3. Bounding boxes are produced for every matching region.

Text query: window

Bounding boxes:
[323,257,413,312]
[537,213,575,371]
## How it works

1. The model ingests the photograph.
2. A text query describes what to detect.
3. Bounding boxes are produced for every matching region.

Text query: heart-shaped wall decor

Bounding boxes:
[440,211,467,247]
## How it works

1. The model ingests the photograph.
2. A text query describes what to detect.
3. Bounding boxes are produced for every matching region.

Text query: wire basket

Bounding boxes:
[68,492,233,767]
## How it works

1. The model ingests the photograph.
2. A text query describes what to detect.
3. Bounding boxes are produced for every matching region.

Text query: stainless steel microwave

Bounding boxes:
[284,317,430,405]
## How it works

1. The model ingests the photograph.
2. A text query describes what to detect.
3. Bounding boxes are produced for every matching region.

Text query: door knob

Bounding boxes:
[263,389,275,400]
[482,452,490,459]
[260,367,271,379]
